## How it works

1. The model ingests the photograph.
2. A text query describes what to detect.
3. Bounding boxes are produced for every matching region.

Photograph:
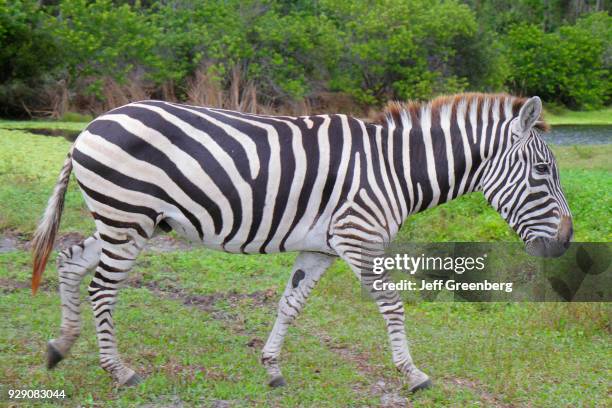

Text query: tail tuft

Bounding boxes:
[32,152,73,295]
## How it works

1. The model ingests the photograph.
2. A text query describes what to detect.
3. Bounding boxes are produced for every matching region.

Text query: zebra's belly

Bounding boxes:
[164,212,334,255]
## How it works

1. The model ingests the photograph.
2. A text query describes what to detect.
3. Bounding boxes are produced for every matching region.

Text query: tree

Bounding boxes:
[321,0,480,104]
[52,0,161,94]
[504,13,610,109]
[0,0,61,116]
[246,4,341,101]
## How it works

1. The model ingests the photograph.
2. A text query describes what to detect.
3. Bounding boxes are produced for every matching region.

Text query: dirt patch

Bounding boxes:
[0,277,54,294]
[0,234,22,253]
[209,401,233,408]
[137,394,186,408]
[6,127,81,142]
[0,278,30,294]
[372,380,412,408]
[55,232,87,250]
[0,230,28,253]
[146,235,197,253]
[181,289,277,313]
[0,231,197,254]
[134,278,276,313]
[246,337,264,349]
[1,231,86,253]
[128,277,276,337]
[317,333,410,407]
[442,377,511,408]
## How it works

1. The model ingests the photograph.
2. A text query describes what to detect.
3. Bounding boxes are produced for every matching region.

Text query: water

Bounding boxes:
[6,127,80,141]
[546,125,612,145]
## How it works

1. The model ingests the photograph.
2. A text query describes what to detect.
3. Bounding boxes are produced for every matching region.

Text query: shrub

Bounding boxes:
[0,0,61,116]
[51,0,161,97]
[322,0,480,104]
[247,7,341,102]
[504,13,611,109]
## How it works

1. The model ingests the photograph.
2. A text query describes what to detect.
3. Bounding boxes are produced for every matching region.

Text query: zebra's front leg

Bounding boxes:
[262,251,335,387]
[331,237,432,393]
[48,235,101,369]
[88,235,144,386]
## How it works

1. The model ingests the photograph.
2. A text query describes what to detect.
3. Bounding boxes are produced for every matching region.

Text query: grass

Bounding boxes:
[545,107,612,125]
[1,252,610,407]
[0,127,94,235]
[0,123,610,407]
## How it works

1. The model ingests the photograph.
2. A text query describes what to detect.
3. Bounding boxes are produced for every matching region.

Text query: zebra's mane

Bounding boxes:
[375,92,549,132]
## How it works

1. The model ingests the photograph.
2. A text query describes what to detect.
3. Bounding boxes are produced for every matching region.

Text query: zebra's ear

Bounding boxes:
[515,96,542,134]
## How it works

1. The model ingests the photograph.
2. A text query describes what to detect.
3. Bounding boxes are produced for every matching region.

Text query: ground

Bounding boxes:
[544,107,612,126]
[0,122,610,407]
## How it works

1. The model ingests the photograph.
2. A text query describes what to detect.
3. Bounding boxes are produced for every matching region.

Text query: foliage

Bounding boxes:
[322,0,479,104]
[503,13,611,109]
[467,0,612,32]
[0,0,60,116]
[0,0,610,115]
[51,0,162,95]
[149,0,249,85]
[246,5,341,101]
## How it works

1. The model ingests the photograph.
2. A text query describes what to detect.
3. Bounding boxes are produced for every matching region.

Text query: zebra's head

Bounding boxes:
[481,96,572,257]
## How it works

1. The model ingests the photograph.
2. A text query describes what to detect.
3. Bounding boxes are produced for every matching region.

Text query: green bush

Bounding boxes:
[51,0,162,96]
[0,1,609,116]
[322,0,480,104]
[149,0,249,86]
[504,13,611,109]
[149,0,342,103]
[0,0,60,116]
[247,7,341,100]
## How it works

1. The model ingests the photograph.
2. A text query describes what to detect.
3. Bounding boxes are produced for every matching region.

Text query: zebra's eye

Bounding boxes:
[534,163,549,174]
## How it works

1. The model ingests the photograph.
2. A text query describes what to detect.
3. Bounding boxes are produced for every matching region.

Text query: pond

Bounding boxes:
[6,127,80,142]
[546,125,612,145]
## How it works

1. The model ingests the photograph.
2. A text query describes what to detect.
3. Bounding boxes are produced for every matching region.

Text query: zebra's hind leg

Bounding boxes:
[330,236,432,393]
[262,251,335,387]
[48,235,102,369]
[87,233,145,386]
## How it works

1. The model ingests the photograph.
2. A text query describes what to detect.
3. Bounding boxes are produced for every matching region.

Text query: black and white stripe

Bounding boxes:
[34,93,571,390]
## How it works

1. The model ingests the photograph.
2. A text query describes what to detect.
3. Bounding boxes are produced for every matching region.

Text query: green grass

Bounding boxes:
[545,107,612,125]
[1,122,610,407]
[1,252,610,407]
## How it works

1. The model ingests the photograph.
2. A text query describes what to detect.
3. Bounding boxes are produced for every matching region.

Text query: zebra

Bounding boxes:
[31,92,572,392]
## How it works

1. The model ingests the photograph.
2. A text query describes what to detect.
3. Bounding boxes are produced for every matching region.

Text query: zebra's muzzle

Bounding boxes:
[525,216,572,258]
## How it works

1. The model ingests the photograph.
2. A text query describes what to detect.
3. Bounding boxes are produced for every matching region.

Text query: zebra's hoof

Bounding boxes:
[409,378,432,393]
[46,342,64,370]
[122,373,143,387]
[268,375,287,388]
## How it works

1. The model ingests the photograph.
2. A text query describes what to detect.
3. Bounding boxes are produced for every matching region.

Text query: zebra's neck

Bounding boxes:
[375,94,519,219]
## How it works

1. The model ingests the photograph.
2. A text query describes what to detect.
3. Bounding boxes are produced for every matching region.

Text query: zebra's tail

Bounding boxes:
[32,151,73,295]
